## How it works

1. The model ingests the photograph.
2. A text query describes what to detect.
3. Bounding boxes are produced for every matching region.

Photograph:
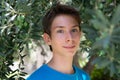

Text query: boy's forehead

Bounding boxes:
[51,15,79,25]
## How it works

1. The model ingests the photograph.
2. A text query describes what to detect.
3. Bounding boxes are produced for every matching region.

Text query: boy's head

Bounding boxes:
[42,3,81,51]
[42,3,81,36]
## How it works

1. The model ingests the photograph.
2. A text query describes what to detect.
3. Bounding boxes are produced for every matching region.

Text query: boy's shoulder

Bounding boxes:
[26,64,47,80]
[74,65,90,80]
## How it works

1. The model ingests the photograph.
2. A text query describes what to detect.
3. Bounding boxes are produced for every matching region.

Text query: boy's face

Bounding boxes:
[44,14,81,57]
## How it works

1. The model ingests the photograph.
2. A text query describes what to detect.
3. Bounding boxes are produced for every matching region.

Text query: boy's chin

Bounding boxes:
[65,51,76,57]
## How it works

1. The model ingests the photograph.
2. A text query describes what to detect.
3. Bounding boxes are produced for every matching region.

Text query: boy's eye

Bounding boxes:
[57,30,64,33]
[71,29,79,32]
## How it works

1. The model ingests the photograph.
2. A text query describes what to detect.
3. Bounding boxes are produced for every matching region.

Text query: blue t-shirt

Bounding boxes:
[26,64,90,80]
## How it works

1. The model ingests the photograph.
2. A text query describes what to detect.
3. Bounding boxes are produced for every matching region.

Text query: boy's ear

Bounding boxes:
[43,33,51,45]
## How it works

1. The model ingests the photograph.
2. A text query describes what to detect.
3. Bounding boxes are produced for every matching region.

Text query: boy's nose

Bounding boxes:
[65,32,73,42]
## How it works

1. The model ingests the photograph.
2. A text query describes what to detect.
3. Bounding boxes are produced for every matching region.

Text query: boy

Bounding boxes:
[27,3,90,80]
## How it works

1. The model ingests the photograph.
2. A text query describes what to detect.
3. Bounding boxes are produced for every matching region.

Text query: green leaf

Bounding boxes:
[95,10,109,26]
[91,19,107,30]
[23,22,28,27]
[0,52,5,57]
[0,9,5,12]
[111,38,120,44]
[92,57,111,69]
[112,26,120,35]
[109,63,116,77]
[92,36,110,49]
[91,10,110,32]
[111,5,120,25]
[116,64,120,74]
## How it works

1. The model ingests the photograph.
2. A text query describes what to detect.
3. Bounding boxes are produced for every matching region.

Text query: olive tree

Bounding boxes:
[0,0,120,80]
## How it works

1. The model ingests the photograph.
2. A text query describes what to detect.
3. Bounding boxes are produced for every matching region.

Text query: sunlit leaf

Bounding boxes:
[8,14,17,22]
[5,2,13,11]
[4,12,11,17]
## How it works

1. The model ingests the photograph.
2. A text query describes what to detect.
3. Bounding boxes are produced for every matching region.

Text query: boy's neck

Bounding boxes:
[48,54,74,74]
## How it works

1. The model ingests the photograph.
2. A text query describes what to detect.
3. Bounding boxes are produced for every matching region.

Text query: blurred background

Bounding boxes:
[0,0,120,80]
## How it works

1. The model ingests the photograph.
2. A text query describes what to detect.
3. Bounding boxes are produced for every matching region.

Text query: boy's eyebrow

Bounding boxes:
[54,25,80,29]
[55,26,64,28]
[72,25,80,28]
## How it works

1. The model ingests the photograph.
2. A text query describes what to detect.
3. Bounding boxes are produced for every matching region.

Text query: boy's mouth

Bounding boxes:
[63,46,75,49]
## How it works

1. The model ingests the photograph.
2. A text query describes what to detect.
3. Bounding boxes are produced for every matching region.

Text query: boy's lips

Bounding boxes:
[63,46,75,49]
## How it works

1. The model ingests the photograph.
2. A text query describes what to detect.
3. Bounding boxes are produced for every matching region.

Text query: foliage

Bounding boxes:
[0,0,120,80]
[91,5,120,77]
[71,0,120,79]
[91,68,120,80]
[0,0,56,79]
